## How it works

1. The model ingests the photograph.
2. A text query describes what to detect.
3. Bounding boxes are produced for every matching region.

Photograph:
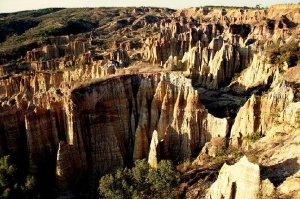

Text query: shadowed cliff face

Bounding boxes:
[0,73,229,192]
[66,73,229,174]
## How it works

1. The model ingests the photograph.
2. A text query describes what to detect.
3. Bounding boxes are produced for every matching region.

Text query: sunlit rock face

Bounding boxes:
[142,21,252,89]
[206,156,260,199]
[230,80,294,146]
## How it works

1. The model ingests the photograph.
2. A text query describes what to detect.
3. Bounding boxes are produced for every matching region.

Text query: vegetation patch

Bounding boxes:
[99,159,181,199]
[0,155,39,198]
[244,132,261,143]
[267,42,299,67]
[213,146,227,164]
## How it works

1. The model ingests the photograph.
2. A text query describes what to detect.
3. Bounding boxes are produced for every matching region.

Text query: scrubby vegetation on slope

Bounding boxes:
[99,159,181,199]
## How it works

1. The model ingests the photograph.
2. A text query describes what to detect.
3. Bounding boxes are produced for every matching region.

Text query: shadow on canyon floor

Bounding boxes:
[261,157,300,186]
[196,80,273,119]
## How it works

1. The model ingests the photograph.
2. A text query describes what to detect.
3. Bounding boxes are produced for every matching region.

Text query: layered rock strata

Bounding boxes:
[1,4,300,198]
[0,72,229,191]
[25,35,90,62]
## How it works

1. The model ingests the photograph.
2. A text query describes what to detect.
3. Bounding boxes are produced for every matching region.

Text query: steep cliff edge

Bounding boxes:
[0,72,230,193]
[227,52,278,94]
[268,4,300,24]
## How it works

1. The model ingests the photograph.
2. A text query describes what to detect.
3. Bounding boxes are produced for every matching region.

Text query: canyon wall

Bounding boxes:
[227,53,278,94]
[0,72,230,191]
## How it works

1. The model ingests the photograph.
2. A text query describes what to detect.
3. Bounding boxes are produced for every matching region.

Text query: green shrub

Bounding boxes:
[231,147,243,160]
[0,155,39,199]
[99,17,111,26]
[215,146,226,157]
[131,159,150,196]
[99,159,181,199]
[214,146,227,164]
[215,156,224,164]
[275,132,286,136]
[268,42,299,66]
[99,168,132,199]
[248,154,259,164]
[111,23,125,31]
[148,160,181,198]
[244,132,261,143]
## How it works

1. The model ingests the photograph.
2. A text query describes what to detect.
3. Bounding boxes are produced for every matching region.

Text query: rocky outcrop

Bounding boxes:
[56,141,88,191]
[148,130,159,168]
[0,61,125,99]
[2,4,300,198]
[268,4,300,23]
[200,137,227,158]
[142,21,251,89]
[176,8,266,25]
[246,118,300,199]
[0,72,66,98]
[25,36,90,62]
[206,156,260,199]
[0,104,25,156]
[140,4,300,91]
[0,35,129,76]
[277,170,300,198]
[230,80,294,145]
[227,53,278,94]
[69,74,230,170]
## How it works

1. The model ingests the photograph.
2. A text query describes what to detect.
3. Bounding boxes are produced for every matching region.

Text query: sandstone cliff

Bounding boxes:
[227,52,278,94]
[0,72,230,191]
[148,130,159,168]
[212,69,300,199]
[230,80,294,146]
[206,156,260,199]
[142,21,251,89]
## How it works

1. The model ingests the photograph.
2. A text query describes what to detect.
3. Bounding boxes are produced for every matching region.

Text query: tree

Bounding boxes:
[99,168,132,199]
[131,159,150,197]
[99,159,181,199]
[22,175,38,199]
[0,155,19,198]
[0,155,38,199]
[148,160,181,198]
